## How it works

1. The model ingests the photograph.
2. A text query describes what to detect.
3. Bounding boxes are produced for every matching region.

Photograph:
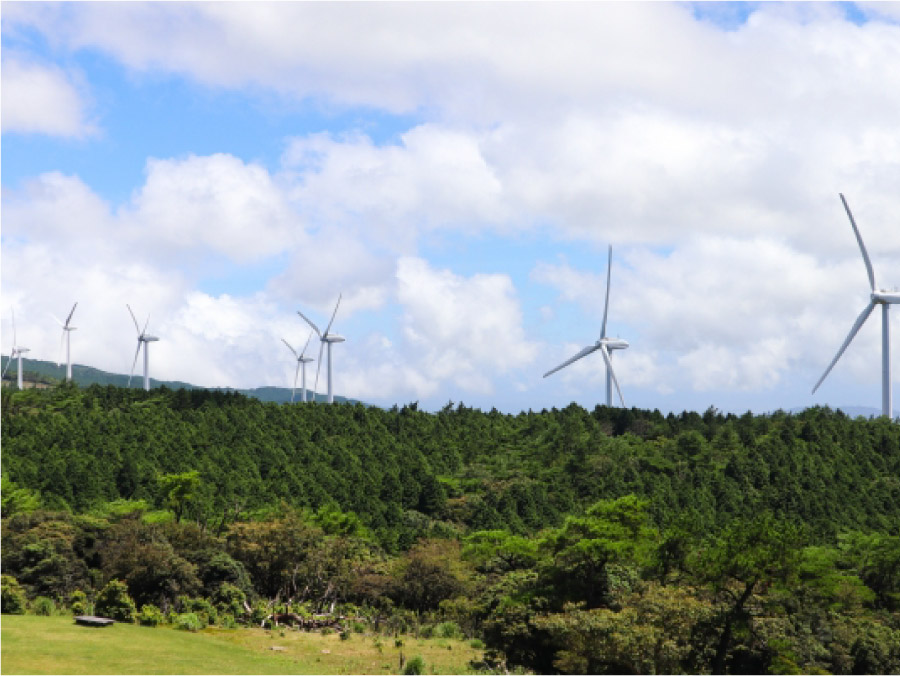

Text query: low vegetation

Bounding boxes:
[2,384,899,673]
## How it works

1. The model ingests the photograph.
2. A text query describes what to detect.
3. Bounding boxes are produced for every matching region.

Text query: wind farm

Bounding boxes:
[4,5,900,675]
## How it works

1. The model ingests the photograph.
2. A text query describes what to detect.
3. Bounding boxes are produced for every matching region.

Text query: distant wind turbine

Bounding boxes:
[127,304,160,391]
[2,310,30,390]
[812,193,900,418]
[543,245,629,407]
[297,294,345,404]
[52,302,78,381]
[282,331,315,403]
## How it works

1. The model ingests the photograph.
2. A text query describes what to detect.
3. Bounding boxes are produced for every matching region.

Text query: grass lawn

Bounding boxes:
[1,615,485,675]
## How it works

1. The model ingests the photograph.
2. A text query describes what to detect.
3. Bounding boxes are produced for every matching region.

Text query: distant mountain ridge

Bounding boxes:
[0,355,357,405]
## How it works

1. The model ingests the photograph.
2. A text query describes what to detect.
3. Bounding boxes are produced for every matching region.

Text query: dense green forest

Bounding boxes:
[2,383,899,674]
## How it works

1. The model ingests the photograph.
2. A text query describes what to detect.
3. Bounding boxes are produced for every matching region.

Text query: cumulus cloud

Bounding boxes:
[396,257,539,393]
[123,154,297,263]
[0,56,95,137]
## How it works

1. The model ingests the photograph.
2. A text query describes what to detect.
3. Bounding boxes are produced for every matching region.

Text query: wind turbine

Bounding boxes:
[282,331,315,403]
[297,294,345,404]
[2,310,30,389]
[543,245,629,407]
[127,304,160,391]
[52,302,78,381]
[812,193,900,418]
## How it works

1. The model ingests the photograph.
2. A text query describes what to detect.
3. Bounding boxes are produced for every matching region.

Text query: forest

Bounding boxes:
[2,383,899,674]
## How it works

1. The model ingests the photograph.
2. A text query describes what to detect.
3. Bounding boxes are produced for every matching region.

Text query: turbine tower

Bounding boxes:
[53,302,78,381]
[282,331,315,403]
[127,304,160,391]
[543,245,629,407]
[812,193,900,418]
[2,310,30,390]
[297,294,345,404]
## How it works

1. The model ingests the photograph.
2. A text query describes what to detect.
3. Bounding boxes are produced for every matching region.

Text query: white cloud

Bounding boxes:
[396,257,539,393]
[0,56,95,137]
[123,154,297,263]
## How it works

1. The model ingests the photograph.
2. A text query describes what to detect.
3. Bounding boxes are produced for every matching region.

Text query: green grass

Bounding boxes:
[0,616,484,675]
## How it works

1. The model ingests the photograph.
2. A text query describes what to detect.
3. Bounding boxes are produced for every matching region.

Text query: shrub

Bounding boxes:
[219,613,237,629]
[1,575,27,615]
[433,621,463,639]
[213,582,246,618]
[403,655,426,675]
[469,638,485,649]
[69,590,89,615]
[340,629,351,641]
[352,620,367,634]
[175,612,203,632]
[138,604,164,627]
[31,596,56,616]
[94,580,136,623]
[178,596,217,626]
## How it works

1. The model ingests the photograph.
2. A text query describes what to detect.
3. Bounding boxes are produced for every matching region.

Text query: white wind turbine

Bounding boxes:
[812,193,900,418]
[282,331,315,403]
[543,245,629,407]
[297,294,345,404]
[52,302,78,381]
[127,304,160,391]
[2,310,31,390]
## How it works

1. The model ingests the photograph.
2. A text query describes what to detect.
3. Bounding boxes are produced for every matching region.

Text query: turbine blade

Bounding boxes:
[51,313,65,328]
[812,300,877,394]
[313,340,325,399]
[142,314,151,337]
[600,345,626,407]
[128,340,142,387]
[543,344,599,378]
[324,293,342,336]
[2,355,12,379]
[126,304,141,335]
[65,302,78,327]
[297,310,322,338]
[300,330,314,358]
[840,193,877,292]
[11,309,17,348]
[601,245,612,339]
[282,338,299,359]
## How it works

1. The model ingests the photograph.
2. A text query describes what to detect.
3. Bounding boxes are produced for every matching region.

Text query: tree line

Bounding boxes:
[2,383,899,673]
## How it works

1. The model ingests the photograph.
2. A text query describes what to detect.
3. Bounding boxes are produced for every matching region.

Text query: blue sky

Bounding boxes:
[3,2,899,415]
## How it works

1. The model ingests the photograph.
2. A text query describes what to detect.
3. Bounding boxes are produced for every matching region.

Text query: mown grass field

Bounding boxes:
[0,616,485,675]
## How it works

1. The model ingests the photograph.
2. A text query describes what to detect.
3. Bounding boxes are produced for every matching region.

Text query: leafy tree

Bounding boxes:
[1,575,27,614]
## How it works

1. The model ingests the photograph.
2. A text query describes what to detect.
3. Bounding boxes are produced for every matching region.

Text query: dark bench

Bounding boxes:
[74,615,115,627]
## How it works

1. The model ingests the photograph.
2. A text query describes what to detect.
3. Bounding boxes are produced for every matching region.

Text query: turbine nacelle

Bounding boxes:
[602,337,629,351]
[324,334,345,343]
[872,291,900,304]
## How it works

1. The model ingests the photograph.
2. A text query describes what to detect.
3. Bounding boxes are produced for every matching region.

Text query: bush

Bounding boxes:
[31,596,56,616]
[175,612,203,632]
[213,582,246,618]
[138,604,164,627]
[469,638,485,649]
[403,655,426,675]
[69,590,89,616]
[351,620,367,633]
[340,629,351,641]
[1,576,28,615]
[178,596,217,626]
[433,621,463,639]
[219,613,237,629]
[94,580,136,623]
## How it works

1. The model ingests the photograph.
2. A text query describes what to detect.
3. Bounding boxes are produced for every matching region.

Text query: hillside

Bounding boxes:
[3,384,899,675]
[0,355,356,405]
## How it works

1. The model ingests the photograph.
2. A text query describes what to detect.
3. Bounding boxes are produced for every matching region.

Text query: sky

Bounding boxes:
[2,1,899,415]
